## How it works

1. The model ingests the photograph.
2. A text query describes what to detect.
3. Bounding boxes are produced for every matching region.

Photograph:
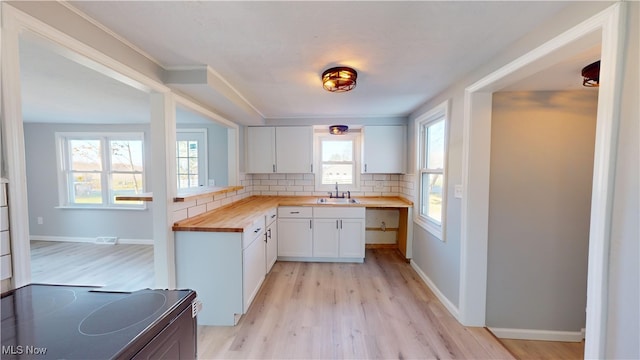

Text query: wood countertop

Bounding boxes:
[172,195,413,233]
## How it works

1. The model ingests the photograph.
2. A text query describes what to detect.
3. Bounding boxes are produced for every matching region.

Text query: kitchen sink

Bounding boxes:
[316,197,359,205]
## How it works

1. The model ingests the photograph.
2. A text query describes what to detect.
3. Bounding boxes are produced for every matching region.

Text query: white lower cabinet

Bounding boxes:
[175,216,267,326]
[313,207,365,260]
[277,207,313,257]
[312,219,340,258]
[265,208,278,273]
[243,230,266,313]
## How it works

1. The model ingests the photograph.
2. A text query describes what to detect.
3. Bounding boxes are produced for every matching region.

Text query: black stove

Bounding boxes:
[1,284,197,359]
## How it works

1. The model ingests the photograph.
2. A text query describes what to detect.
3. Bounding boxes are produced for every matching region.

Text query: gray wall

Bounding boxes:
[486,90,597,331]
[24,123,154,240]
[177,123,229,186]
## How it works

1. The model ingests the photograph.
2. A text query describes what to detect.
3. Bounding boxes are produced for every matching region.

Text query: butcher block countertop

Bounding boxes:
[172,195,413,232]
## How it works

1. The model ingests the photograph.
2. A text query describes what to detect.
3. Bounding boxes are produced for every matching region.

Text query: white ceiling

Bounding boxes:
[20,1,602,125]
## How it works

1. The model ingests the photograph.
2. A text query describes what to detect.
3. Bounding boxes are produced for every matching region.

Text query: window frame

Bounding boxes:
[314,131,361,193]
[415,100,450,240]
[55,132,146,210]
[176,128,208,190]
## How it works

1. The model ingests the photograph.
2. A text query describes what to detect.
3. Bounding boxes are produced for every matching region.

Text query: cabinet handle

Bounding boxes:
[310,164,313,173]
[254,227,262,233]
[290,211,300,214]
[271,214,277,219]
[264,232,268,243]
[268,228,272,239]
[341,220,343,229]
[273,164,276,173]
[309,220,312,229]
[364,164,368,172]
[336,220,339,229]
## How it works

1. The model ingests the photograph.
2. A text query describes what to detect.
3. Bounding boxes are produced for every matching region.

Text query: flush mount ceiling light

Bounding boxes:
[322,67,357,92]
[329,125,348,135]
[582,60,600,87]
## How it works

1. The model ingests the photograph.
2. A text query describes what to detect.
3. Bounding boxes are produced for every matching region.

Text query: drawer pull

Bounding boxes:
[254,227,262,233]
[271,214,277,219]
[290,211,300,214]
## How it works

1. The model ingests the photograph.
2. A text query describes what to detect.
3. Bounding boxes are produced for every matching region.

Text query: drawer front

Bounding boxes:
[243,217,266,249]
[313,207,365,219]
[278,207,312,218]
[266,208,278,225]
[1,254,12,280]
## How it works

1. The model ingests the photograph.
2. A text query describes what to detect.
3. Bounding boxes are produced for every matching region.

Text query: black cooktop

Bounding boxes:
[1,284,196,359]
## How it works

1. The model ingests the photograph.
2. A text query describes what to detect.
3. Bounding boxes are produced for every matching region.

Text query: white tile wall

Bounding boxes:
[172,172,417,223]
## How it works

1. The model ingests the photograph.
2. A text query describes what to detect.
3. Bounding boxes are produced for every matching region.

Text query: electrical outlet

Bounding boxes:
[375,180,384,189]
[37,217,44,225]
[454,184,463,199]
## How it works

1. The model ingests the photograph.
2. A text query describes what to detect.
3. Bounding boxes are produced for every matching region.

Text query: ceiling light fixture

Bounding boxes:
[581,60,600,87]
[322,67,357,92]
[329,125,348,135]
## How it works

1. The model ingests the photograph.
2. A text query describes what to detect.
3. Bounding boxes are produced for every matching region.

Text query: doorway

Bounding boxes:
[19,32,155,290]
[458,4,625,359]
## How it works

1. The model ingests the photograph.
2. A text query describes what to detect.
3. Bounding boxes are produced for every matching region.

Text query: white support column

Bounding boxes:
[150,92,177,289]
[1,7,32,288]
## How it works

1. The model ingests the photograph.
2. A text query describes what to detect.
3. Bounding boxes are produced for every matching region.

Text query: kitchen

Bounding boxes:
[1,1,638,359]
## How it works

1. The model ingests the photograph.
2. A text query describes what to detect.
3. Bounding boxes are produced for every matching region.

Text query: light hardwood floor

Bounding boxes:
[198,248,514,359]
[499,338,584,360]
[30,240,154,290]
[30,241,581,359]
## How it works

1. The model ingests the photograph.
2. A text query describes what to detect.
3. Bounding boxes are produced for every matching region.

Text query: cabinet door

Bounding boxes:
[246,127,276,173]
[362,125,406,174]
[277,218,312,257]
[265,222,278,273]
[243,235,266,313]
[339,218,365,258]
[275,127,313,173]
[312,219,340,258]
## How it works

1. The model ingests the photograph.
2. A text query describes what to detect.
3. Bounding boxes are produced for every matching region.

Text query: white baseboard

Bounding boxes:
[488,327,585,342]
[410,259,460,320]
[30,235,153,246]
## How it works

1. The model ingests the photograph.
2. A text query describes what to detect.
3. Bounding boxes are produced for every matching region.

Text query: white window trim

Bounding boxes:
[55,132,146,210]
[415,100,450,241]
[176,128,209,189]
[314,131,361,193]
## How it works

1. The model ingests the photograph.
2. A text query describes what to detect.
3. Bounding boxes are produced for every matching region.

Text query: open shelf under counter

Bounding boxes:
[114,186,243,203]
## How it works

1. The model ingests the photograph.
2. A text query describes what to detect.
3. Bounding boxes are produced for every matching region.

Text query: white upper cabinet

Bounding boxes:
[275,126,313,173]
[362,125,406,174]
[246,127,276,173]
[246,126,312,173]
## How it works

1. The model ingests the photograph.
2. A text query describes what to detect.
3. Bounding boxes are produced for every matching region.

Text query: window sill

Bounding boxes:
[414,216,444,242]
[55,205,147,211]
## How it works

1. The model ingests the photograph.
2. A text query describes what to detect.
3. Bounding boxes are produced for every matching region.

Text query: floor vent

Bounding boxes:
[95,236,118,245]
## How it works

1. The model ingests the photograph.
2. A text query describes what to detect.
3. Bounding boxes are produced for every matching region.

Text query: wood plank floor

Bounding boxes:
[30,240,154,290]
[198,248,514,359]
[499,338,584,360]
[30,241,580,359]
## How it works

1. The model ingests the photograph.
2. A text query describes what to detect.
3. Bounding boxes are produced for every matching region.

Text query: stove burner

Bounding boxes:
[79,292,167,336]
[1,287,77,330]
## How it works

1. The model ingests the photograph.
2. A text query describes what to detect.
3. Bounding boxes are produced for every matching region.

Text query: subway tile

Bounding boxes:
[196,196,214,205]
[173,209,188,222]
[269,174,287,180]
[373,174,388,181]
[360,174,373,181]
[187,204,207,218]
[270,185,286,191]
[286,174,303,180]
[303,174,315,180]
[294,191,313,196]
[206,200,223,212]
[254,174,269,180]
[278,191,295,196]
[295,180,313,186]
[173,200,197,211]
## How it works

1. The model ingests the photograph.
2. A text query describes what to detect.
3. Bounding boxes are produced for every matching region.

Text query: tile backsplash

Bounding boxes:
[173,173,416,222]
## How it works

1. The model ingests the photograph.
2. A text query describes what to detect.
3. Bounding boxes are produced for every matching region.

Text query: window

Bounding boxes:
[176,129,208,189]
[57,133,145,208]
[416,101,449,239]
[315,133,360,192]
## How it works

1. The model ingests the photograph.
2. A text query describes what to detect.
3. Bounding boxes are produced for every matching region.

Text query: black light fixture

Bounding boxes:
[329,125,348,135]
[582,60,600,87]
[322,67,357,92]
